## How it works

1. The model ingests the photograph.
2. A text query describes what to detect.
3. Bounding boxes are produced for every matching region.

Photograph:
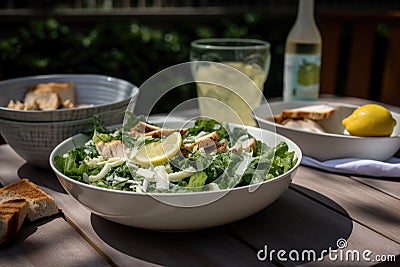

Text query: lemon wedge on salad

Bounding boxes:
[134,132,182,165]
[342,104,396,137]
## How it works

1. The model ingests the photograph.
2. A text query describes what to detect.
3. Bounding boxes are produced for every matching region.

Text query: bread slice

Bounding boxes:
[0,179,58,221]
[0,198,29,245]
[34,82,76,104]
[23,82,76,110]
[280,104,336,120]
[24,88,61,110]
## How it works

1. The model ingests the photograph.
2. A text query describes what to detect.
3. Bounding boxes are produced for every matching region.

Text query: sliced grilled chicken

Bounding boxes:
[184,131,219,150]
[96,140,125,158]
[216,139,227,152]
[230,143,243,154]
[130,121,161,136]
[144,128,188,138]
[198,136,217,154]
[242,138,257,152]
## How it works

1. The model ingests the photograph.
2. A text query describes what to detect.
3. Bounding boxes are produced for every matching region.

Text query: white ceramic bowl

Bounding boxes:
[49,124,302,231]
[0,74,138,122]
[0,106,128,168]
[253,101,400,161]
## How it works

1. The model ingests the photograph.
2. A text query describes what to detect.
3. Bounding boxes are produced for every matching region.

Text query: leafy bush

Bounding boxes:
[0,15,291,113]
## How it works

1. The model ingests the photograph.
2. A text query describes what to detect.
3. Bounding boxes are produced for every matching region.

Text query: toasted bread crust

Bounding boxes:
[0,212,15,245]
[0,179,58,245]
[0,179,58,221]
[0,199,29,245]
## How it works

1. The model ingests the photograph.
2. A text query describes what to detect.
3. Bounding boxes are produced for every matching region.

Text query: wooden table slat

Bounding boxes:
[0,217,111,267]
[349,176,400,200]
[228,188,400,266]
[292,167,400,244]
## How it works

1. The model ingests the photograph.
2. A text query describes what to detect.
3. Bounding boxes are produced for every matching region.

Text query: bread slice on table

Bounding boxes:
[0,179,59,221]
[0,179,59,245]
[0,199,29,245]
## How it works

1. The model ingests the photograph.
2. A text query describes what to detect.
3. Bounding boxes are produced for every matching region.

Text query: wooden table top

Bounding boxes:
[1,97,399,266]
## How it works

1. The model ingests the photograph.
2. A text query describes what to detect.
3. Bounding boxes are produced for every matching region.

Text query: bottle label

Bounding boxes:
[284,54,321,101]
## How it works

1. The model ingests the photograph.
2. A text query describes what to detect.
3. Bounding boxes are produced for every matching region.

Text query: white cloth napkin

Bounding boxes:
[301,156,400,177]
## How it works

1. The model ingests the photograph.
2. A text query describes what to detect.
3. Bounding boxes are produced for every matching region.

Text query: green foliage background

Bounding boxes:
[0,16,292,113]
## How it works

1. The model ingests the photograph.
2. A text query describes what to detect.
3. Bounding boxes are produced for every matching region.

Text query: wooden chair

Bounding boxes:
[319,11,400,106]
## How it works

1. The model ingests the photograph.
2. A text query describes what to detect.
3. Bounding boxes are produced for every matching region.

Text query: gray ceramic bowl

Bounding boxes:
[0,105,130,168]
[0,74,138,122]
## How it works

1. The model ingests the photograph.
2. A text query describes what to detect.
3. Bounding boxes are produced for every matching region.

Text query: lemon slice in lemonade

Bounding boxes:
[134,132,182,165]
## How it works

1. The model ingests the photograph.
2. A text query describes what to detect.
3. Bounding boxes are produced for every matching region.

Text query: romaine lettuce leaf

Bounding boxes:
[188,172,208,188]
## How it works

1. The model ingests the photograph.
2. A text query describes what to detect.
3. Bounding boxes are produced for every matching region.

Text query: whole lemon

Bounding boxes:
[342,104,396,137]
